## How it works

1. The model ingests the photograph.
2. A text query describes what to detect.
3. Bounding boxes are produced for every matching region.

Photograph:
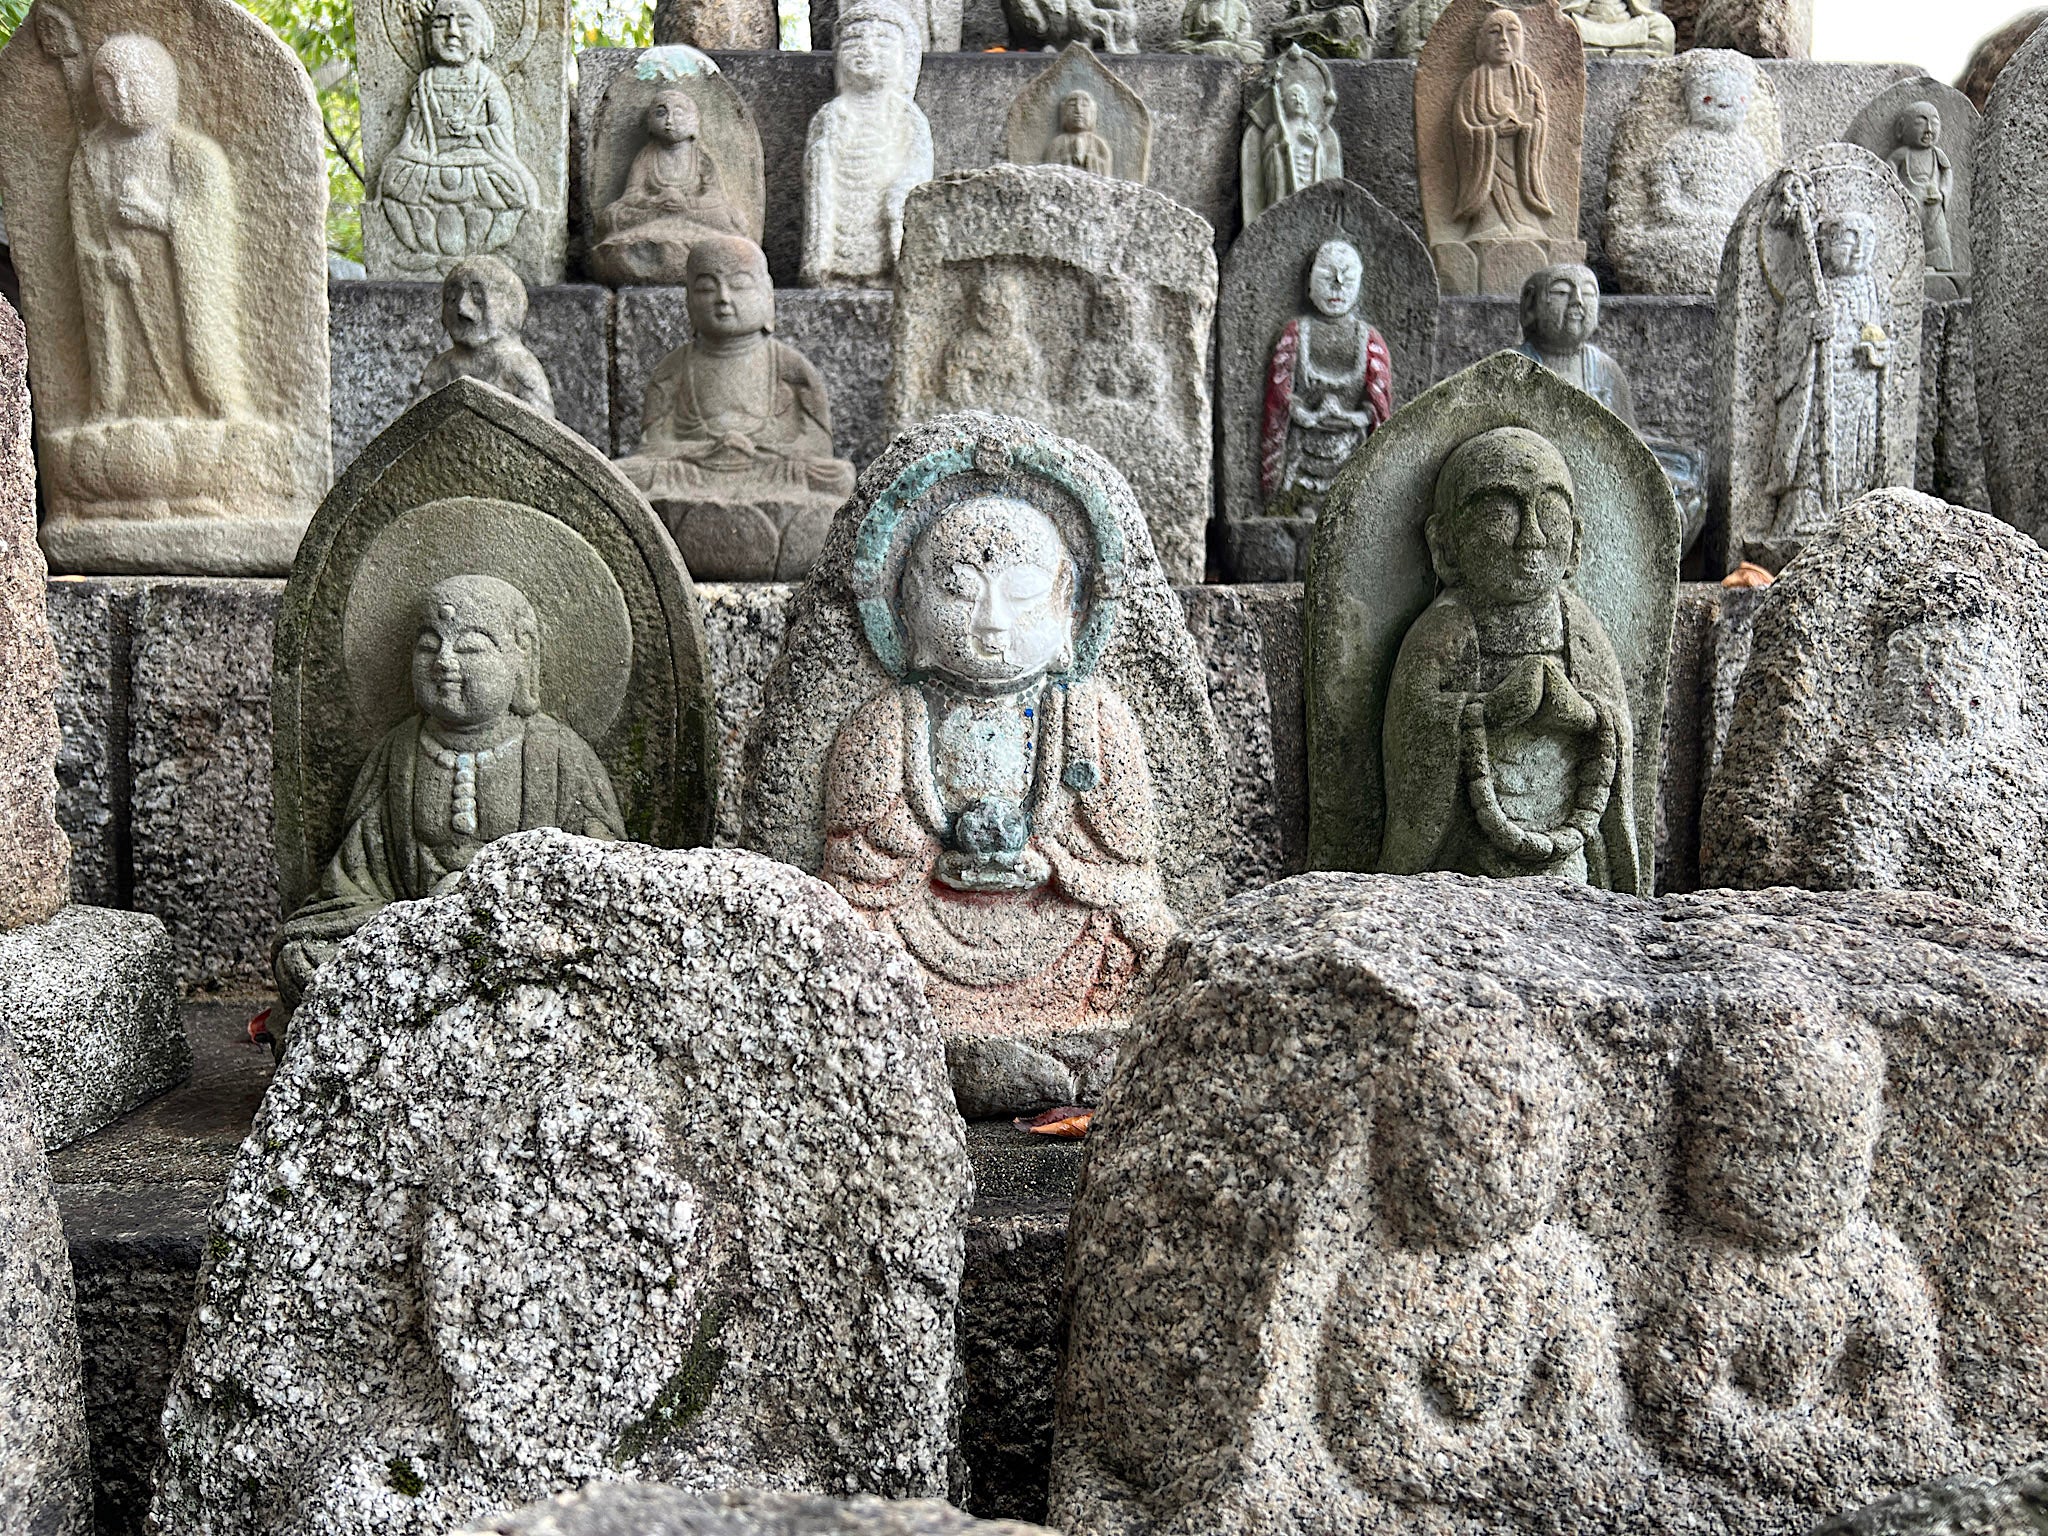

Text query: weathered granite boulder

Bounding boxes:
[153,832,973,1536]
[1702,488,2048,921]
[1051,872,2048,1536]
[1960,10,2047,112]
[1693,0,1809,56]
[1813,1461,2048,1536]
[460,1486,1054,1535]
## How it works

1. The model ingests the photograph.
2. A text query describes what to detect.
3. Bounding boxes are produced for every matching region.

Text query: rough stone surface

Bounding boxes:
[360,0,569,284]
[1605,51,1781,295]
[1693,0,1809,56]
[1917,297,1987,512]
[1847,76,1978,302]
[0,904,185,1150]
[652,0,777,55]
[153,833,973,1536]
[743,413,1227,1118]
[0,0,331,576]
[1002,44,1152,183]
[1050,872,2048,1535]
[1711,144,1921,574]
[1960,10,2047,112]
[1815,1461,2048,1536]
[44,576,126,909]
[0,1006,91,1536]
[889,164,1216,585]
[1702,488,2048,921]
[1414,0,1588,296]
[1306,350,1679,887]
[1216,179,1438,579]
[0,292,68,928]
[459,1487,1053,1535]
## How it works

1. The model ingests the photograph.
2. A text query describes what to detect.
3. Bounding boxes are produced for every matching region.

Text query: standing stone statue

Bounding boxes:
[1415,0,1589,297]
[1560,0,1671,55]
[415,255,553,415]
[271,379,716,1043]
[1606,50,1781,295]
[1848,76,1979,301]
[1166,0,1263,61]
[1975,24,2048,544]
[362,0,568,284]
[1262,239,1392,523]
[0,0,331,576]
[742,414,1227,1119]
[1003,45,1152,185]
[1240,47,1344,226]
[1305,351,1677,887]
[616,235,855,581]
[1714,144,1919,573]
[1002,0,1138,52]
[1693,0,1810,56]
[587,67,758,287]
[802,0,932,288]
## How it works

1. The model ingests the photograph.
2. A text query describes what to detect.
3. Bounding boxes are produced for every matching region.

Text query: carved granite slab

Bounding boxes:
[1847,75,1978,301]
[1002,43,1152,183]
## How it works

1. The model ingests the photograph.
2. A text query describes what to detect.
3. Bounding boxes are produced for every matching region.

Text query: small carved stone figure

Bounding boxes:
[1319,1020,1646,1521]
[1381,426,1642,890]
[1002,0,1138,53]
[375,0,542,269]
[617,235,854,578]
[1262,239,1392,521]
[1637,1022,1961,1506]
[1516,263,1631,421]
[589,85,750,286]
[1048,91,1113,177]
[801,0,932,288]
[1241,46,1344,226]
[1560,0,1673,56]
[272,574,624,1014]
[1888,101,1955,282]
[1166,0,1263,63]
[1451,9,1556,244]
[416,254,553,416]
[1068,278,1165,403]
[1271,0,1374,58]
[943,267,1046,406]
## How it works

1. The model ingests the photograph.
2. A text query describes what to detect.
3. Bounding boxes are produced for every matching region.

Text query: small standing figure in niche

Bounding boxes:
[943,268,1047,407]
[801,0,933,288]
[271,574,623,1016]
[1166,0,1264,63]
[1047,90,1114,177]
[1888,100,1956,280]
[1068,278,1165,404]
[71,33,246,423]
[376,0,542,267]
[1516,263,1632,422]
[1451,8,1557,243]
[590,86,751,286]
[1560,0,1673,56]
[415,254,554,416]
[1381,426,1643,890]
[1636,1022,1961,1507]
[1242,47,1345,225]
[1318,1020,1648,1521]
[1262,238,1392,521]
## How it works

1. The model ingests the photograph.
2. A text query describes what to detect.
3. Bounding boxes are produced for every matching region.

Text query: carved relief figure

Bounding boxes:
[823,494,1176,1027]
[1451,9,1556,243]
[1262,238,1392,521]
[1560,0,1673,56]
[1637,1022,1961,1506]
[272,574,623,1013]
[1242,47,1344,226]
[943,267,1046,406]
[1381,426,1643,890]
[590,85,750,286]
[1166,0,1263,63]
[1068,278,1166,403]
[1002,0,1138,53]
[71,33,246,424]
[1318,1021,1646,1521]
[416,254,554,415]
[1048,90,1113,177]
[1888,100,1956,280]
[801,0,932,288]
[375,0,542,268]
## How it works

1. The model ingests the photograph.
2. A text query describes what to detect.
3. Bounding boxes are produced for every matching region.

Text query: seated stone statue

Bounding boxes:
[1166,0,1263,63]
[822,495,1176,1027]
[943,267,1046,406]
[1561,0,1673,56]
[415,254,554,416]
[1635,1022,1961,1506]
[590,87,751,286]
[1517,263,1633,422]
[1067,278,1166,404]
[1047,90,1114,177]
[1261,238,1393,521]
[272,574,623,1016]
[1381,426,1642,889]
[1319,1019,1647,1519]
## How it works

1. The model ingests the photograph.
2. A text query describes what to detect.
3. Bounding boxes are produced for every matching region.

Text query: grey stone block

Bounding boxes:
[328,279,612,474]
[1178,584,1295,893]
[1656,583,1722,896]
[45,577,138,910]
[699,582,795,845]
[0,904,188,1149]
[1920,298,1991,512]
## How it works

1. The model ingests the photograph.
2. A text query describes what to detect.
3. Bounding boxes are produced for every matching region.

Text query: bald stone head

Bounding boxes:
[1428,426,1580,605]
[442,255,528,349]
[93,33,179,133]
[412,575,542,730]
[686,234,774,341]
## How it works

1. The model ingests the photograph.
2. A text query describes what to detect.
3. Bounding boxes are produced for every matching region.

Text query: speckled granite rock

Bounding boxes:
[152,833,971,1536]
[1960,11,2048,113]
[0,905,186,1150]
[1693,0,1810,57]
[0,991,91,1536]
[1051,872,2048,1536]
[459,1485,1053,1535]
[1812,1460,2048,1536]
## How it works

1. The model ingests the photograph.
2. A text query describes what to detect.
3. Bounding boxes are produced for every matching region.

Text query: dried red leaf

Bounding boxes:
[1014,1106,1093,1138]
[247,1007,274,1047]
[1722,561,1775,589]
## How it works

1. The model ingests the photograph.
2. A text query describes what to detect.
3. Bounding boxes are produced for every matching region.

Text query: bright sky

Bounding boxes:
[1811,0,2030,80]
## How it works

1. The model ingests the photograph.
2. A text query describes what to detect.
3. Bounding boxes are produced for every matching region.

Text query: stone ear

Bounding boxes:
[513,632,542,715]
[1424,509,1459,587]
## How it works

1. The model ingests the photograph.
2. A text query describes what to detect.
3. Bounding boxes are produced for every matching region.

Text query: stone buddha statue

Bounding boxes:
[272,574,623,1021]
[1380,426,1642,891]
[1888,100,1957,284]
[416,254,554,416]
[1517,264,1632,422]
[822,494,1176,1027]
[1166,0,1264,63]
[801,0,933,288]
[1450,8,1557,243]
[1261,238,1393,521]
[1561,0,1673,57]
[1047,90,1114,177]
[1242,49,1345,224]
[590,86,752,286]
[943,267,1046,406]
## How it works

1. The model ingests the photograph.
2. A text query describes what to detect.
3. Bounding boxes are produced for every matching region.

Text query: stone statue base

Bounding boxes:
[1218,514,1314,583]
[1432,235,1590,297]
[39,509,314,576]
[649,487,847,581]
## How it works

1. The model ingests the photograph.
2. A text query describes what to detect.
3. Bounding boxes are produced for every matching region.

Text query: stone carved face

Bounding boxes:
[1877,619,2023,743]
[837,15,911,92]
[974,270,1024,331]
[647,88,701,147]
[1897,100,1942,151]
[1061,90,1098,133]
[1819,213,1876,278]
[1283,81,1313,121]
[93,34,179,134]
[1682,56,1754,133]
[442,255,526,348]
[1477,7,1524,65]
[1523,264,1601,351]
[1428,427,1579,606]
[685,236,774,341]
[1307,239,1364,319]
[427,0,495,64]
[1375,1023,1579,1250]
[901,497,1077,692]
[411,575,541,731]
